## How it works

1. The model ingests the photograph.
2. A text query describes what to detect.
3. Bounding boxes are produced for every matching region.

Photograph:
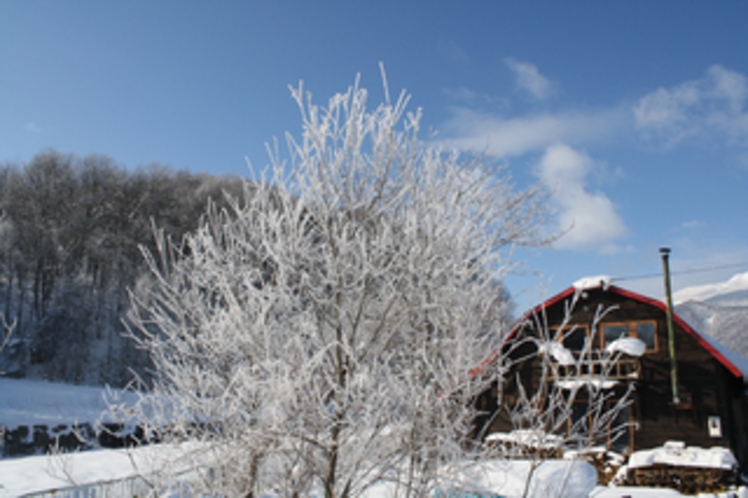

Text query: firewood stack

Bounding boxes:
[484,432,564,460]
[573,449,625,485]
[619,464,736,494]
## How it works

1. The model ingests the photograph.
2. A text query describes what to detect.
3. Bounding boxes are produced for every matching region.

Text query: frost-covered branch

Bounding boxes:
[119,74,550,497]
[0,313,13,354]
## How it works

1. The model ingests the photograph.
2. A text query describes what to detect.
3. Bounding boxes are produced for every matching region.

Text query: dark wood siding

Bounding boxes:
[476,286,747,467]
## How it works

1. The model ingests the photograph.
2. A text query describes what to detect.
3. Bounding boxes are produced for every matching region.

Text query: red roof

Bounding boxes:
[503,284,747,380]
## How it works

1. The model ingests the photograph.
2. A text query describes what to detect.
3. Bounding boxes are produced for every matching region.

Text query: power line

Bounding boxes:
[612,262,748,283]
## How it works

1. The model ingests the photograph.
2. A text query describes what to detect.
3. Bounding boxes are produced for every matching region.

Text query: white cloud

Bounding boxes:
[441,107,624,157]
[536,144,627,252]
[437,64,748,257]
[438,40,470,63]
[739,153,748,169]
[634,65,748,146]
[681,220,705,230]
[443,86,479,104]
[443,65,748,158]
[505,58,554,100]
[25,122,42,133]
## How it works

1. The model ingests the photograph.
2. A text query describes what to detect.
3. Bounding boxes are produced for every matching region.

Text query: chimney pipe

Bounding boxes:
[660,247,679,404]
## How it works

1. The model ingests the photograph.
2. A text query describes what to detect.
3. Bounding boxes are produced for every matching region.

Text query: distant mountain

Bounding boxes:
[674,272,748,307]
[673,271,748,359]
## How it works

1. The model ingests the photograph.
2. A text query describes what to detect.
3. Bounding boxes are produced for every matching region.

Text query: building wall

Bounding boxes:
[476,287,747,465]
[581,289,734,451]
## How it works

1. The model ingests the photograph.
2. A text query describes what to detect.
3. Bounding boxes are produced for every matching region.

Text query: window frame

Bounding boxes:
[551,324,592,353]
[600,320,658,354]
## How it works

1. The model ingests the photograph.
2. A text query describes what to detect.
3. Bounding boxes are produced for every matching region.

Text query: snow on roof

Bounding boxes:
[572,275,612,291]
[626,441,737,471]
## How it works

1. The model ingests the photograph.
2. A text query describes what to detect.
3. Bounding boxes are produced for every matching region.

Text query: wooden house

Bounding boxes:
[474,279,748,467]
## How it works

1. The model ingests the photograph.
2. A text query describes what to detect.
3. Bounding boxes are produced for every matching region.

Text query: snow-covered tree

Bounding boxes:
[121,73,550,496]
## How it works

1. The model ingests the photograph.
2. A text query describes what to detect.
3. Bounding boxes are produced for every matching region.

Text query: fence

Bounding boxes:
[17,475,154,498]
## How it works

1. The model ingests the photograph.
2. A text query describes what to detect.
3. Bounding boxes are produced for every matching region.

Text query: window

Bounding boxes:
[635,323,656,350]
[568,398,634,454]
[607,401,633,455]
[603,324,629,345]
[570,400,589,436]
[601,321,657,353]
[552,325,591,352]
[502,393,545,414]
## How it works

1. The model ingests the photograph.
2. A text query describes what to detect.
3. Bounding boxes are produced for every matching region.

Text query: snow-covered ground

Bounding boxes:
[1,379,746,497]
[0,377,134,428]
[0,447,598,498]
[590,487,748,497]
[0,445,164,497]
[0,446,744,498]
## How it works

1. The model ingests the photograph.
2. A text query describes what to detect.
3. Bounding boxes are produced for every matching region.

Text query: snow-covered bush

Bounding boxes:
[119,72,550,497]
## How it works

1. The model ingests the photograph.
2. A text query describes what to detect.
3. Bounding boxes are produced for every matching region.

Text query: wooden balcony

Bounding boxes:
[547,353,640,382]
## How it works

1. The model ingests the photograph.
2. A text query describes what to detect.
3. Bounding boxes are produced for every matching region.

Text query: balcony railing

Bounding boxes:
[547,352,640,382]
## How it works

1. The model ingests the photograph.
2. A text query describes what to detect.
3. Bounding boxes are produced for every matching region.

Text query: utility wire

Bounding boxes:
[612,262,748,283]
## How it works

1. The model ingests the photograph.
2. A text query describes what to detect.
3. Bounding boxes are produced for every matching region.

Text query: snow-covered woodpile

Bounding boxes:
[484,431,564,459]
[614,442,738,494]
[620,464,736,494]
[571,448,627,485]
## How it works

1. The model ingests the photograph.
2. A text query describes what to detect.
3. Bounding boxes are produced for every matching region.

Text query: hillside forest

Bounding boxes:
[0,149,246,386]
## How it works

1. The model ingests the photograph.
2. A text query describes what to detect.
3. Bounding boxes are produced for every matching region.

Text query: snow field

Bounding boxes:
[0,378,136,428]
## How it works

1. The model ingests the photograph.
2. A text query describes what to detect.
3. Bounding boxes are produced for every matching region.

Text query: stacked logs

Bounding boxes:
[618,464,736,495]
[573,449,626,485]
[484,437,564,460]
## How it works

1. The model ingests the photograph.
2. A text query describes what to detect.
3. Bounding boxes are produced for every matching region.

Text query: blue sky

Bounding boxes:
[2,1,748,311]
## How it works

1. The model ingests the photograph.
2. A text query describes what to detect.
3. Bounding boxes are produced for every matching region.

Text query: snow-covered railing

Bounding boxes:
[537,339,644,384]
[17,475,153,498]
[548,353,640,382]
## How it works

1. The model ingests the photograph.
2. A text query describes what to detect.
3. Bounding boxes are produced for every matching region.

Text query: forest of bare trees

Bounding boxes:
[0,149,245,386]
